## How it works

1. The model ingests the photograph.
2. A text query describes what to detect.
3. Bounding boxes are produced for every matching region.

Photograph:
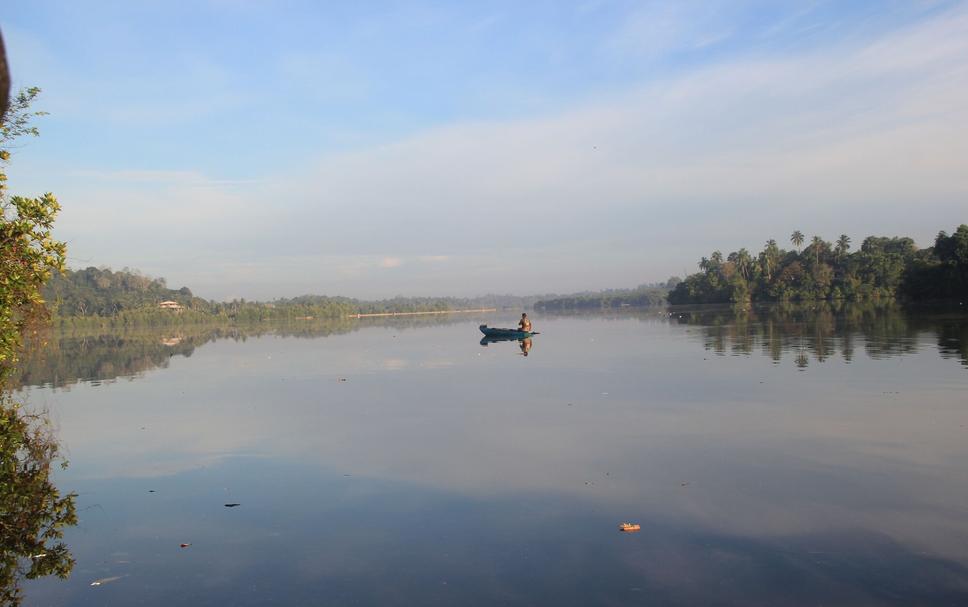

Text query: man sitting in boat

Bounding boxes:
[518,313,532,332]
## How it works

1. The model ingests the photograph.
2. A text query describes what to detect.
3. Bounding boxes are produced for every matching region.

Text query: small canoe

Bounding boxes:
[479,324,534,339]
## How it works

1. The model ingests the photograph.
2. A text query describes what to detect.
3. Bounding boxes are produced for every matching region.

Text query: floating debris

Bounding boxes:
[618,522,641,533]
[681,482,690,487]
[90,576,124,587]
[180,543,192,548]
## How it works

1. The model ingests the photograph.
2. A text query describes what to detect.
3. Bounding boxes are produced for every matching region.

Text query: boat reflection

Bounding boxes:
[479,335,533,356]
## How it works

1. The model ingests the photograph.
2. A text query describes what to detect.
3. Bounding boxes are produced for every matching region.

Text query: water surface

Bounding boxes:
[17,305,968,605]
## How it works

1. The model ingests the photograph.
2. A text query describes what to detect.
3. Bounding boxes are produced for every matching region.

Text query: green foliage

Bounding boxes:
[669,227,968,305]
[0,89,66,383]
[0,86,76,605]
[907,226,968,300]
[0,88,46,146]
[44,266,196,317]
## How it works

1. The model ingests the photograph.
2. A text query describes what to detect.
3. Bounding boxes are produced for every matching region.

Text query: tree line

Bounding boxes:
[44,266,552,327]
[668,227,968,305]
[533,281,675,311]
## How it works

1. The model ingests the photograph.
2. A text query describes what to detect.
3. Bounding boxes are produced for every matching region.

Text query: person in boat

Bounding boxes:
[518,313,532,332]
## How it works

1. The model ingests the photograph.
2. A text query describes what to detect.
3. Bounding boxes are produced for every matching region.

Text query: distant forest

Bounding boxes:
[42,267,554,326]
[533,279,677,311]
[668,225,968,305]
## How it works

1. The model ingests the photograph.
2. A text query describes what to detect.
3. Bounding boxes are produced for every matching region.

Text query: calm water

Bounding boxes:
[15,305,968,606]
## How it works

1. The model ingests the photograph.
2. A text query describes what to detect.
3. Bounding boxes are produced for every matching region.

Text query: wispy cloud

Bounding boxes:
[606,1,736,58]
[68,169,261,187]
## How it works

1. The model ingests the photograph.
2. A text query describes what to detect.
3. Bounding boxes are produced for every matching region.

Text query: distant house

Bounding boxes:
[159,300,183,311]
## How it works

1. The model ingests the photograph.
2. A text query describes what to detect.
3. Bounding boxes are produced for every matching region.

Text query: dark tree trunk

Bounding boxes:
[0,29,9,120]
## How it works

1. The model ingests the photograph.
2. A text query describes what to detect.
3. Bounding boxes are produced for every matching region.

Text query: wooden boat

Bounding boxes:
[618,522,641,533]
[479,324,535,339]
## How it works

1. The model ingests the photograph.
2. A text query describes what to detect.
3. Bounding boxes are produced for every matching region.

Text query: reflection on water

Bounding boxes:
[479,334,534,356]
[672,301,968,368]
[13,315,489,391]
[0,394,77,606]
[14,305,968,605]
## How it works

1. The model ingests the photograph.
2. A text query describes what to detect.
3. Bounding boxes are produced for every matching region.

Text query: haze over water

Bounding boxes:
[17,305,968,605]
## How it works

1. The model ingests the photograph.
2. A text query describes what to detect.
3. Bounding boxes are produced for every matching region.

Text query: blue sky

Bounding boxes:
[4,1,967,299]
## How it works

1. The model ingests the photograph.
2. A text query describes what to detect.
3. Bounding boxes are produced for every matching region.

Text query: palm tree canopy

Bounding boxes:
[836,234,851,254]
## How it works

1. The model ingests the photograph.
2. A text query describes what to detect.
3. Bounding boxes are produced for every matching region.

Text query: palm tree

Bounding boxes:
[698,257,710,272]
[835,234,851,258]
[711,251,723,265]
[791,231,804,253]
[810,236,826,265]
[758,251,773,282]
[735,248,752,281]
[760,239,780,281]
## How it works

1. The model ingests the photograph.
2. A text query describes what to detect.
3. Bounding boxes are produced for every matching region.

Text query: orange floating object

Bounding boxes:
[618,522,641,533]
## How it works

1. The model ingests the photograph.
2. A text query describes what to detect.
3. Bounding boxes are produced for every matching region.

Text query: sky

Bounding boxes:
[3,0,967,300]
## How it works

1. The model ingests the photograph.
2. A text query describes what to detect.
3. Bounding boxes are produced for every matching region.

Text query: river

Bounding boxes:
[16,303,968,605]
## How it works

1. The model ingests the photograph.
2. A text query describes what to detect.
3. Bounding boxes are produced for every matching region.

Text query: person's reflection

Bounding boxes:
[519,337,532,357]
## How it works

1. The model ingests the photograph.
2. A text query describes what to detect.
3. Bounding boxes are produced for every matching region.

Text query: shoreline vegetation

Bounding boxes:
[43,267,684,327]
[668,226,968,305]
[41,223,968,327]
